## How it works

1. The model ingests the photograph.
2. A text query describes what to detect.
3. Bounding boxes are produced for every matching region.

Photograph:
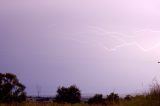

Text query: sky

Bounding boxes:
[1,0,160,96]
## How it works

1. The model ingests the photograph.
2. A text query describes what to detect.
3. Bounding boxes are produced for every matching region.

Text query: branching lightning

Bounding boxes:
[69,26,160,52]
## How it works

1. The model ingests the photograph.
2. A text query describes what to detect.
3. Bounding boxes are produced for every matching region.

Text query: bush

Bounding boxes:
[145,82,160,105]
[88,94,105,104]
[0,73,26,103]
[106,92,119,105]
[124,95,133,101]
[55,85,81,103]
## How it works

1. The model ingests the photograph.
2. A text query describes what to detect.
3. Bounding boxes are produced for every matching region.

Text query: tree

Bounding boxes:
[0,73,26,103]
[88,94,105,104]
[55,85,81,103]
[106,92,120,104]
[124,95,132,101]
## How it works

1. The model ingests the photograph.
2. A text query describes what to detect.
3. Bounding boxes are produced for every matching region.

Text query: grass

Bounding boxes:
[120,82,160,106]
[0,97,157,106]
[0,102,99,106]
[120,95,148,106]
[0,96,158,106]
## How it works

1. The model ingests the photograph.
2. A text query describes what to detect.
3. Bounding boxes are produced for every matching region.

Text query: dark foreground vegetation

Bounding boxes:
[1,72,160,106]
[0,73,26,103]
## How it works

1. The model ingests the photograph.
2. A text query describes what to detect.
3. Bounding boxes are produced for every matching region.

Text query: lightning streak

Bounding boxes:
[66,26,160,52]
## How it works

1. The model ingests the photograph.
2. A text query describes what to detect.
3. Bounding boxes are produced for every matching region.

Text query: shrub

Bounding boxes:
[145,82,160,105]
[124,95,132,101]
[106,92,119,105]
[55,85,81,103]
[88,94,105,104]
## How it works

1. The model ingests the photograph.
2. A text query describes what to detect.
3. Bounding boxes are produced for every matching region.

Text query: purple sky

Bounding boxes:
[1,0,160,96]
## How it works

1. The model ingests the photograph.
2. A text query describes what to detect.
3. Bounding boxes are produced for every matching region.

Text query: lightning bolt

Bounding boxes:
[88,26,160,52]
[67,26,160,52]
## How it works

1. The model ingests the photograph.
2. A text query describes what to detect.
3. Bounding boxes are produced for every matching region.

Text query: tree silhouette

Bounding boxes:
[0,73,26,103]
[106,92,119,104]
[55,85,81,103]
[124,95,132,101]
[88,94,105,104]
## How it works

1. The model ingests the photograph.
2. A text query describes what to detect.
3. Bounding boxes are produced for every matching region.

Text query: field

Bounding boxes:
[0,98,157,106]
[0,95,160,106]
[0,103,117,106]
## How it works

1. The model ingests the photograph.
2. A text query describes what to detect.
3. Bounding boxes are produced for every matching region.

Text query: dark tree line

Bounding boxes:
[0,72,123,105]
[88,92,120,105]
[88,94,105,104]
